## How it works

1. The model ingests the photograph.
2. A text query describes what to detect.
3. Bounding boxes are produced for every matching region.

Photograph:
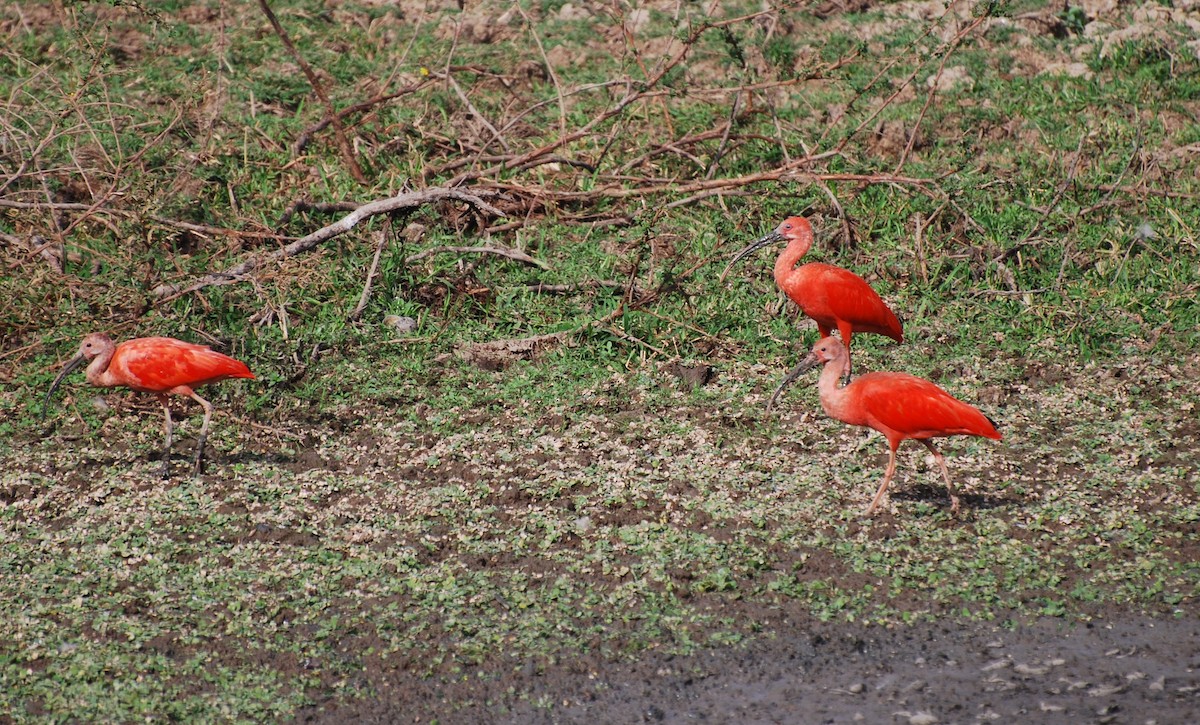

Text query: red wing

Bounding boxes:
[114,338,253,391]
[792,265,903,341]
[855,373,999,439]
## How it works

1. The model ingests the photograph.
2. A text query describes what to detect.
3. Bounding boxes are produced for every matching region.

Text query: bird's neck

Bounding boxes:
[816,360,851,421]
[86,350,117,387]
[772,236,814,288]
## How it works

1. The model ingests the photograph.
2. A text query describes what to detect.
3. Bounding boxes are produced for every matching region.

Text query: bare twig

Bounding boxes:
[812,181,852,248]
[292,78,434,155]
[1000,132,1087,266]
[1088,184,1200,200]
[516,4,566,139]
[491,167,933,203]
[508,279,643,295]
[442,71,511,154]
[276,199,359,229]
[664,189,755,209]
[598,321,670,357]
[448,10,778,186]
[705,90,742,180]
[256,0,367,184]
[457,299,645,366]
[832,4,988,155]
[0,199,286,241]
[349,218,393,322]
[405,244,547,269]
[1060,133,1143,290]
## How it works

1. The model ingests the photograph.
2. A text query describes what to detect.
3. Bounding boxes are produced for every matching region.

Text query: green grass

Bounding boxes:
[2,0,1200,720]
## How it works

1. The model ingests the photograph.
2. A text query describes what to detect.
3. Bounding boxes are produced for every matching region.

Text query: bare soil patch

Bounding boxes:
[298,614,1200,723]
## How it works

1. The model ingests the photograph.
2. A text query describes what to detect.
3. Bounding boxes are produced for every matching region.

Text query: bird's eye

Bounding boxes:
[783,223,792,230]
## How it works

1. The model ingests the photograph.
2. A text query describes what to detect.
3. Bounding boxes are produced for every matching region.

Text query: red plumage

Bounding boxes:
[842,372,1001,444]
[775,251,903,347]
[797,337,1000,516]
[102,337,254,393]
[45,333,254,478]
[724,216,902,390]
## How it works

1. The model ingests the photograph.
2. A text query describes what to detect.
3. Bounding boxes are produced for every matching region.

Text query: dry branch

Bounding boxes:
[0,199,285,241]
[151,187,505,302]
[349,219,393,322]
[456,304,629,368]
[406,245,547,269]
[257,0,367,184]
[292,79,435,155]
[446,9,778,187]
[276,199,359,229]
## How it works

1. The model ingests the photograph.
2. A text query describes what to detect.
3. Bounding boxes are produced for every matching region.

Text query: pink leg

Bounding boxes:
[836,322,854,381]
[920,438,960,515]
[186,390,215,477]
[865,442,899,515]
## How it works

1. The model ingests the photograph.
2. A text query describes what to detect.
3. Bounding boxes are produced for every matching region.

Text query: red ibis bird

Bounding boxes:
[722,216,902,402]
[791,336,1000,516]
[44,334,255,477]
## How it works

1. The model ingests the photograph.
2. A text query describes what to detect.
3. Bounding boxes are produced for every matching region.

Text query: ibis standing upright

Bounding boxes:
[44,334,255,477]
[723,216,902,405]
[792,336,1000,516]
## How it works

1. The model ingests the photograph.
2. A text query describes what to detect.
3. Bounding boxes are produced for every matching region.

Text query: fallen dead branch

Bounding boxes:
[509,279,645,296]
[456,305,627,369]
[275,199,359,230]
[0,199,287,243]
[405,244,546,268]
[445,9,782,187]
[457,260,670,369]
[292,79,435,156]
[151,187,505,302]
[348,219,394,322]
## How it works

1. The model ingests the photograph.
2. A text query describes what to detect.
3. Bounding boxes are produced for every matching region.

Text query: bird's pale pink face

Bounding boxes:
[785,335,848,382]
[77,333,113,360]
[808,336,846,365]
[44,333,113,419]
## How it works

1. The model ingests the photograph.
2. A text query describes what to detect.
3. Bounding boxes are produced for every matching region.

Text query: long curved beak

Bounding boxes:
[719,230,785,282]
[43,354,87,419]
[765,351,823,412]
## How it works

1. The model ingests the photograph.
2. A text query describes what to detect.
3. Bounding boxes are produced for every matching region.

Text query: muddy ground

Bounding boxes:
[300,614,1200,723]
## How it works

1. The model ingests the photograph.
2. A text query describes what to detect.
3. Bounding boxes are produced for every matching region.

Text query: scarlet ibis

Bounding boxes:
[790,337,1000,516]
[722,215,902,400]
[44,334,255,477]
